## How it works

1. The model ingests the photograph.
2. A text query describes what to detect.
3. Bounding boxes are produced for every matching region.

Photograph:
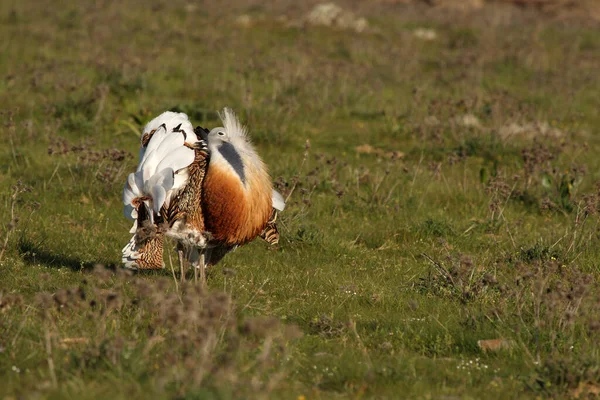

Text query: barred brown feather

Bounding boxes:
[260,209,280,245]
[134,234,165,269]
[163,142,209,231]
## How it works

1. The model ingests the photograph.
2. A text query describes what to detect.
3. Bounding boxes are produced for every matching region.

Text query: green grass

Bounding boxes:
[1,1,600,398]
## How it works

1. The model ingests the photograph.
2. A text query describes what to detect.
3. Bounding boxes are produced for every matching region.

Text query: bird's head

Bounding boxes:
[205,108,249,149]
[205,127,230,147]
[205,108,266,186]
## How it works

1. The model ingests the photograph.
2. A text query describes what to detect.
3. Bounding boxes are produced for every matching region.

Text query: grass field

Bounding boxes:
[1,1,600,398]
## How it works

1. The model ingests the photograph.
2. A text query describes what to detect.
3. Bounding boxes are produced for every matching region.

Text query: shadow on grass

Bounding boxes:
[18,236,117,271]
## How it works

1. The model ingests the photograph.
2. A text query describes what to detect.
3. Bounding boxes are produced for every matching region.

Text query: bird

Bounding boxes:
[121,108,285,283]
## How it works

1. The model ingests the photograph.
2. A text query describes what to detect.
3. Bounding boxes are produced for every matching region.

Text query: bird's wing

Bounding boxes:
[162,139,210,233]
[122,202,166,270]
[122,232,165,270]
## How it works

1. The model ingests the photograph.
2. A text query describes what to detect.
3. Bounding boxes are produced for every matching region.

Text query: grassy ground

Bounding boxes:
[1,1,600,398]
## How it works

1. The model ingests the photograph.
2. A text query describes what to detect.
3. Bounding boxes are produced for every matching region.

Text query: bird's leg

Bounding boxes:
[178,248,186,283]
[188,248,205,288]
[193,252,198,284]
[199,251,206,288]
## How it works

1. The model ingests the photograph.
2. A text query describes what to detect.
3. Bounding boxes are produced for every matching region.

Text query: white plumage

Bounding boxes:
[272,189,286,212]
[123,112,197,232]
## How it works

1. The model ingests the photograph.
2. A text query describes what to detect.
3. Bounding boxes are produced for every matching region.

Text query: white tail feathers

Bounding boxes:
[123,112,197,229]
[272,189,285,211]
[139,112,197,160]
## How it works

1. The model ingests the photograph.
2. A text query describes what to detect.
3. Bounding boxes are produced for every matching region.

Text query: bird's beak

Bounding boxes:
[195,126,209,142]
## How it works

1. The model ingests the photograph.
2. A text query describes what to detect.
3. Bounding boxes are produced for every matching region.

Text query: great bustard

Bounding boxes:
[122,108,284,282]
